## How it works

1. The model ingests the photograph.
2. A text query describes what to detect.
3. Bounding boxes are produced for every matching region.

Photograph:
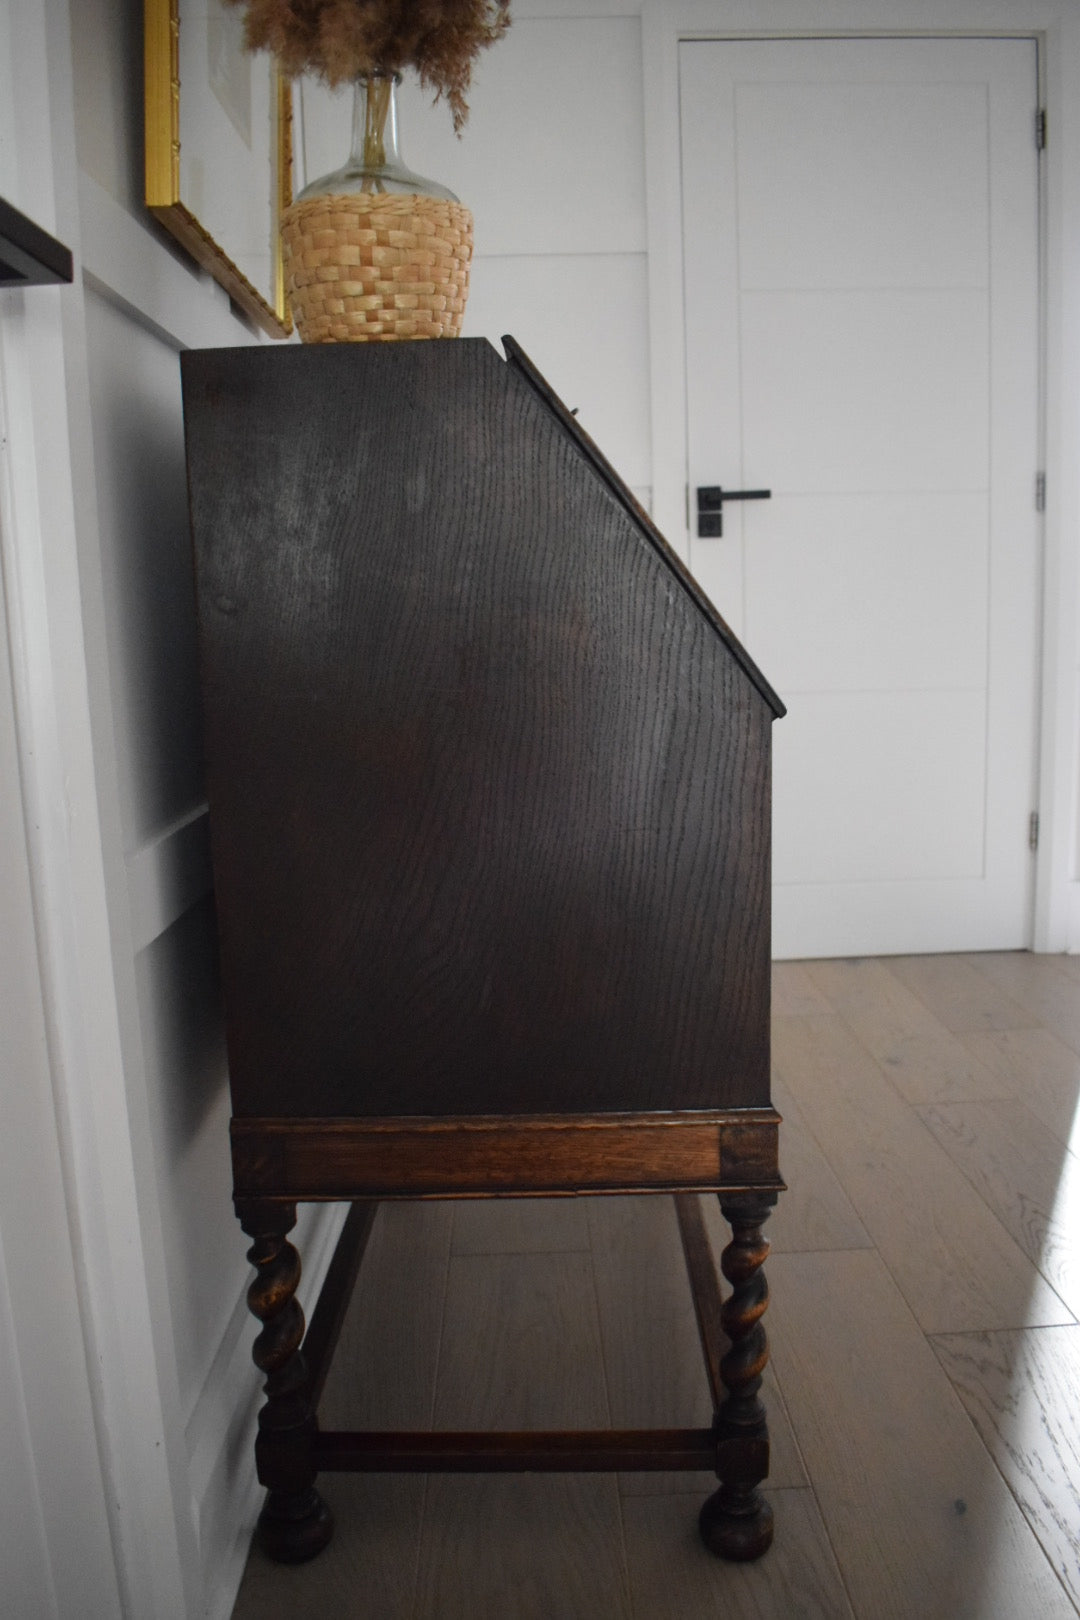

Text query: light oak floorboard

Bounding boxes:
[772,960,835,1018]
[767,1249,1077,1620]
[805,958,1012,1105]
[772,1015,1070,1332]
[931,1325,1080,1611]
[622,1487,855,1620]
[964,952,1080,1056]
[770,1075,873,1253]
[962,1026,1080,1149]
[918,1099,1080,1320]
[320,1201,454,1430]
[588,1193,806,1496]
[433,1250,610,1430]
[231,1476,426,1620]
[419,1243,632,1617]
[888,954,1039,1034]
[413,1474,632,1620]
[451,1195,591,1256]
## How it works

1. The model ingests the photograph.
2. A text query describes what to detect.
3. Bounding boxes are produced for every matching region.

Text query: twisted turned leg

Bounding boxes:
[237,1199,333,1563]
[700,1192,776,1561]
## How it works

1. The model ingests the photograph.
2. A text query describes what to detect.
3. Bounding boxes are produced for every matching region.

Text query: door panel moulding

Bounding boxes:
[643,0,1080,951]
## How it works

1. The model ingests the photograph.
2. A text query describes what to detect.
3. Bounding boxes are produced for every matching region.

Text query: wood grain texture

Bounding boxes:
[502,336,785,720]
[675,1192,728,1409]
[451,1196,591,1256]
[318,1201,454,1432]
[411,1241,632,1616]
[183,339,776,1121]
[887,955,1039,1035]
[770,961,835,1019]
[962,952,1080,1056]
[230,1475,425,1620]
[961,1026,1080,1148]
[314,1427,717,1473]
[621,1487,855,1620]
[772,1015,1070,1332]
[805,958,1011,1105]
[917,1099,1080,1318]
[229,1111,783,1199]
[301,1201,377,1408]
[413,1474,632,1620]
[587,1194,805,1496]
[767,1077,872,1254]
[767,1249,1077,1620]
[930,1325,1080,1610]
[432,1251,611,1431]
[237,1199,333,1562]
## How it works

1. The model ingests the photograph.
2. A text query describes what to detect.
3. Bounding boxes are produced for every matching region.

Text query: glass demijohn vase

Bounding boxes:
[281,72,473,343]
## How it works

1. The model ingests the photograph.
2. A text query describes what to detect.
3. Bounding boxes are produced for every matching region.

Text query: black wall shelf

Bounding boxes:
[0,197,73,287]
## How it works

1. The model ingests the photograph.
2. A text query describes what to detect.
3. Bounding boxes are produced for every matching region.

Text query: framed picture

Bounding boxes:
[145,0,293,338]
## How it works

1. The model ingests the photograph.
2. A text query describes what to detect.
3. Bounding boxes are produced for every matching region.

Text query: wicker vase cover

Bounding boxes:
[283,73,472,343]
[281,192,473,343]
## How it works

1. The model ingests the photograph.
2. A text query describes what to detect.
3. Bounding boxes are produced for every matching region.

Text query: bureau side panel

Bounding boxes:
[182,342,772,1119]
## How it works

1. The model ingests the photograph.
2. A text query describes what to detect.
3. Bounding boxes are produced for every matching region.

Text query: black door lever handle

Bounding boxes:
[696,486,772,538]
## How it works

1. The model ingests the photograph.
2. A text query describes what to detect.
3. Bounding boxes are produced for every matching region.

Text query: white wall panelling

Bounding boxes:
[126,804,212,957]
[0,4,346,1617]
[1,0,194,1610]
[0,57,120,1593]
[463,254,652,489]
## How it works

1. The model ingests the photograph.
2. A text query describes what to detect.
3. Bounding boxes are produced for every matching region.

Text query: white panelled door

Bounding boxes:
[679,39,1040,958]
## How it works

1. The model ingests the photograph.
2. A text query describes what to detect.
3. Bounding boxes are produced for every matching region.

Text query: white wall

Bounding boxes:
[0,392,120,1620]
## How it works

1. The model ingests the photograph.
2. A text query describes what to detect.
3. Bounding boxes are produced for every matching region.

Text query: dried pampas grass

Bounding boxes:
[224,0,511,130]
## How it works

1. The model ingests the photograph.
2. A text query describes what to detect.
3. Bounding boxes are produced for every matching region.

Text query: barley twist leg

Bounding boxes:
[699,1193,775,1561]
[238,1200,333,1563]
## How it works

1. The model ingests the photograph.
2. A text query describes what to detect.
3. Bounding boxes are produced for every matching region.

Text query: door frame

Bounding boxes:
[642,0,1080,954]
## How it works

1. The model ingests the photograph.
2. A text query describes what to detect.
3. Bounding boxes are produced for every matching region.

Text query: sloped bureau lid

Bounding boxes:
[503,336,784,720]
[182,338,780,1119]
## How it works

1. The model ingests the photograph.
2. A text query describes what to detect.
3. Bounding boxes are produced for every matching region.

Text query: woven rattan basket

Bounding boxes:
[281,192,473,343]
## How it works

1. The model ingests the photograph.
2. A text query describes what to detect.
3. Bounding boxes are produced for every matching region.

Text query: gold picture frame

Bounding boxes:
[145,0,293,338]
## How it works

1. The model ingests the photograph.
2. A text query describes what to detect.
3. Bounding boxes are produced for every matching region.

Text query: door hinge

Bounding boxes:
[1029,811,1040,852]
[1036,108,1047,150]
[1036,471,1046,512]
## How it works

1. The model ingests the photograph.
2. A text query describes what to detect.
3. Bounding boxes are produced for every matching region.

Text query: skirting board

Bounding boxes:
[1068,882,1080,955]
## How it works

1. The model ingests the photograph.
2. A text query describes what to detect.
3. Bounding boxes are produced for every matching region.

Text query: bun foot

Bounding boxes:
[256,1486,334,1564]
[699,1487,774,1562]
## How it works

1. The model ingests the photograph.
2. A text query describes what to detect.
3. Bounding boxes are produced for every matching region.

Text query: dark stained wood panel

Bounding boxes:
[230,1110,784,1200]
[182,339,776,1121]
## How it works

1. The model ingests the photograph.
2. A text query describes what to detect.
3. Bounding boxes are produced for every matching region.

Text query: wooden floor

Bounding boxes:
[231,953,1080,1620]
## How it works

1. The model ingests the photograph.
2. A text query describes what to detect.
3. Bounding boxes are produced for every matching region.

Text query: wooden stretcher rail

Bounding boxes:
[309,1428,719,1473]
[231,1108,783,1199]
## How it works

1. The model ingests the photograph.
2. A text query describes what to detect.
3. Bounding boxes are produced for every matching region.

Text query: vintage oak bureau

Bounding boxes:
[181,338,785,1568]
